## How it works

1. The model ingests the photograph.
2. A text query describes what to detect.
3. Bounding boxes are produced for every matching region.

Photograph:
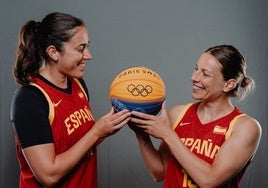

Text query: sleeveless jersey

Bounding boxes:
[164,103,249,188]
[16,77,97,188]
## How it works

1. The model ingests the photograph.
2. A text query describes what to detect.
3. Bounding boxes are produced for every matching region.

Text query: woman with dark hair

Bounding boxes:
[11,12,131,188]
[130,45,262,188]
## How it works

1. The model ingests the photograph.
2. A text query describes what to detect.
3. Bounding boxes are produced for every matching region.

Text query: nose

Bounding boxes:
[191,70,200,82]
[83,48,92,60]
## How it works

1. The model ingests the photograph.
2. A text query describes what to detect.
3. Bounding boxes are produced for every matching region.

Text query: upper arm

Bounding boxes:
[158,141,170,171]
[210,116,262,184]
[22,143,56,181]
[11,86,53,148]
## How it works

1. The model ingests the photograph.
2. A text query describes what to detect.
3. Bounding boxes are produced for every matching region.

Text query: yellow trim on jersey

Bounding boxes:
[172,103,193,129]
[225,113,247,140]
[73,78,88,101]
[30,83,55,125]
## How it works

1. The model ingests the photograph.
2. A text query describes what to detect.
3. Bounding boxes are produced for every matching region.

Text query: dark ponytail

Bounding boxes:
[14,12,85,85]
[14,20,42,85]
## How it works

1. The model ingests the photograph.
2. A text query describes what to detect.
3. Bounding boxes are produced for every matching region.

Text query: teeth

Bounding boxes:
[193,85,203,90]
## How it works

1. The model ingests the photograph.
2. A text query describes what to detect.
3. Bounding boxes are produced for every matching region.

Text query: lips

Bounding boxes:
[193,84,204,90]
[77,62,86,74]
[78,61,86,66]
[77,62,86,70]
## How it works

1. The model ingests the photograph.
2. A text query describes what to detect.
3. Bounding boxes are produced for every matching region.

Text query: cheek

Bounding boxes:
[204,78,222,89]
[74,54,84,62]
[211,80,225,92]
[64,53,83,64]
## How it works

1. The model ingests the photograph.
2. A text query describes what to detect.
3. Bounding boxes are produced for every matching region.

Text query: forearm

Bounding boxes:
[23,129,100,187]
[56,128,99,166]
[135,133,165,181]
[163,131,219,187]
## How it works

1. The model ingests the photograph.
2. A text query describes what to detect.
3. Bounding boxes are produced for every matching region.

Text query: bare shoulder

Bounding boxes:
[168,104,188,124]
[235,115,262,133]
[233,115,262,144]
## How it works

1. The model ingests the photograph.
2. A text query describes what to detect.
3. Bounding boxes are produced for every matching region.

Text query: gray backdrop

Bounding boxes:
[1,1,267,187]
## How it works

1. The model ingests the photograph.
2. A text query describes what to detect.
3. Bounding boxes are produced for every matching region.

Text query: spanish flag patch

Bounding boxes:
[213,125,227,135]
[78,91,85,99]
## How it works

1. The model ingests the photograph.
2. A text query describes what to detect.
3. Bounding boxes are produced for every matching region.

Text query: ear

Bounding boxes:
[223,79,237,92]
[46,45,60,62]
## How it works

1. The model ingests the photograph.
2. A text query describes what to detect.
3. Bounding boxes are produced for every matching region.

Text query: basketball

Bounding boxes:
[109,66,166,115]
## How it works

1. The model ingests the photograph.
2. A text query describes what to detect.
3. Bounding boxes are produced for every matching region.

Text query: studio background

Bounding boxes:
[1,1,267,187]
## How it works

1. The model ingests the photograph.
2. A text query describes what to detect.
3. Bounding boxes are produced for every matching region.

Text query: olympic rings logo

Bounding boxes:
[127,84,153,97]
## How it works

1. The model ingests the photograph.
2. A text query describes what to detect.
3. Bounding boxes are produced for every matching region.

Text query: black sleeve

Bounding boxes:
[10,85,54,148]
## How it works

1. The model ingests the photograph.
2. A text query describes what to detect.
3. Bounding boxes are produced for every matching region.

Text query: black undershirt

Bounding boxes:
[10,75,89,148]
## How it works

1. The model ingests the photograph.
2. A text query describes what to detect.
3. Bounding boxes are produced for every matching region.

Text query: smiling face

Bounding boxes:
[191,52,228,102]
[55,26,92,79]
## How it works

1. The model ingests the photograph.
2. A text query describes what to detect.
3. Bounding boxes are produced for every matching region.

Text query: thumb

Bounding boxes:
[109,107,115,114]
[162,100,167,110]
[103,107,114,117]
[160,100,168,114]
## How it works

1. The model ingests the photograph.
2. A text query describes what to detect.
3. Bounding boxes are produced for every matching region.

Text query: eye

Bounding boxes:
[77,43,89,53]
[203,70,213,77]
[78,46,86,53]
[203,72,210,76]
[193,65,213,77]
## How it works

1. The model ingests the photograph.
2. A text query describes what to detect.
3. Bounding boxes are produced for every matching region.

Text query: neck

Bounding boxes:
[197,99,234,124]
[39,65,68,89]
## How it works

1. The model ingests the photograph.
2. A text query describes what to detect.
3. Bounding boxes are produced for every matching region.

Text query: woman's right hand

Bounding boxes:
[92,108,131,139]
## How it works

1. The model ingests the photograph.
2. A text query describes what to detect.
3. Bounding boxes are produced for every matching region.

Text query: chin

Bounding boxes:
[70,74,83,79]
[74,72,84,78]
[192,94,202,100]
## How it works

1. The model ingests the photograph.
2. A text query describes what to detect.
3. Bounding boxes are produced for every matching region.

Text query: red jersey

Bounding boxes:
[16,77,97,188]
[164,103,249,188]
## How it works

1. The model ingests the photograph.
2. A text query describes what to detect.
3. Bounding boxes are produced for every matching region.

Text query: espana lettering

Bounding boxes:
[65,106,94,135]
[181,138,220,159]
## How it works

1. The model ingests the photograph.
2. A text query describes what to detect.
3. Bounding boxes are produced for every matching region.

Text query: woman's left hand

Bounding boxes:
[130,101,173,139]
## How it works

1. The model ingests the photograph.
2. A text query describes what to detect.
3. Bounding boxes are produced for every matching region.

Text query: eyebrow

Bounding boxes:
[75,41,90,51]
[78,40,90,47]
